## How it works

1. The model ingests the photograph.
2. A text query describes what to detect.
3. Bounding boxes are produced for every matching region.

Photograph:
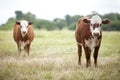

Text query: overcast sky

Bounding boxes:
[0,0,120,24]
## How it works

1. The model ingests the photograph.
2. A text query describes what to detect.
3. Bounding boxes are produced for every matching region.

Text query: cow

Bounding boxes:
[75,15,110,67]
[13,20,34,56]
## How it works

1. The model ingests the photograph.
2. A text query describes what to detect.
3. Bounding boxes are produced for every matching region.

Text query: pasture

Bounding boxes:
[0,30,120,80]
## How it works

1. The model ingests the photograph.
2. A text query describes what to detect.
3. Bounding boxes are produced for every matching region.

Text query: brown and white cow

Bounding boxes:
[13,20,34,56]
[75,15,110,67]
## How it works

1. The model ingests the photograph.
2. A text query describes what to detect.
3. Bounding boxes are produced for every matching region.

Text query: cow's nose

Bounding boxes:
[23,31,26,34]
[93,33,99,36]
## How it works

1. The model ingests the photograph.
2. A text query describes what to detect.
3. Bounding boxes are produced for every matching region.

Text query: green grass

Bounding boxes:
[0,30,120,80]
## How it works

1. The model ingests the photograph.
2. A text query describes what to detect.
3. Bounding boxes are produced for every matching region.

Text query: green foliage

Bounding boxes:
[103,13,120,21]
[65,14,71,26]
[0,17,15,30]
[0,11,120,31]
[101,13,120,31]
[15,11,23,20]
[68,22,76,30]
[22,12,36,22]
[34,19,56,30]
[54,18,67,30]
[67,15,82,30]
[15,11,36,22]
[102,21,120,31]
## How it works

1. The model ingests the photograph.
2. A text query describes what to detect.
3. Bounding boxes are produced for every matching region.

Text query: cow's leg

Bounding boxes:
[93,46,100,67]
[17,43,21,56]
[24,44,30,56]
[84,47,91,67]
[77,44,82,65]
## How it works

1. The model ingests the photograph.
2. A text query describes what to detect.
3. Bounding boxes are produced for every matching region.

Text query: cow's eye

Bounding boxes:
[100,24,102,26]
[27,26,28,28]
[20,26,22,28]
[90,24,92,26]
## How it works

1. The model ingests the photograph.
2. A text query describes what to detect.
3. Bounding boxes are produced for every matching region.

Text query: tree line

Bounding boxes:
[0,11,120,31]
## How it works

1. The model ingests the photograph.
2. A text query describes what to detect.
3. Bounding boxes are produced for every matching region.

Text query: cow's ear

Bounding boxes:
[16,21,20,25]
[83,19,90,23]
[102,19,110,24]
[28,21,33,25]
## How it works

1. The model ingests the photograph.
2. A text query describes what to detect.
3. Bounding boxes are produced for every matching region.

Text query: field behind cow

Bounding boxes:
[0,30,120,80]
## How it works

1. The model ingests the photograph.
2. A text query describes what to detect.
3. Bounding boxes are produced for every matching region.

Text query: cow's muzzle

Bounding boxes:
[93,33,99,36]
[22,31,26,34]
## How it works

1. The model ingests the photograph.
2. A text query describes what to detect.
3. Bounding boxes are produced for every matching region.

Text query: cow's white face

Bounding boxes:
[20,20,29,37]
[83,15,110,37]
[16,20,32,37]
[90,15,102,37]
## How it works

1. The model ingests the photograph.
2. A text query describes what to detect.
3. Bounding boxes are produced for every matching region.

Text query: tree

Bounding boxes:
[65,14,71,26]
[102,21,120,31]
[23,12,36,22]
[0,17,15,30]
[54,18,67,30]
[1,11,120,31]
[68,22,76,30]
[15,11,23,20]
[34,19,56,30]
[102,13,120,21]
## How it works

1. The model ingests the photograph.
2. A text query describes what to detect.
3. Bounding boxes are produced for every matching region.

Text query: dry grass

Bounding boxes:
[0,30,120,80]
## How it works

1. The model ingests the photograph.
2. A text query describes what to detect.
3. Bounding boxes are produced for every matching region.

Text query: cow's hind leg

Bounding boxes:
[77,44,82,65]
[93,46,100,67]
[84,47,91,67]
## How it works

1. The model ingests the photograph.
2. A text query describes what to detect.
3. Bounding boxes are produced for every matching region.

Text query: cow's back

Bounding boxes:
[27,25,34,42]
[75,17,91,43]
[13,24,22,43]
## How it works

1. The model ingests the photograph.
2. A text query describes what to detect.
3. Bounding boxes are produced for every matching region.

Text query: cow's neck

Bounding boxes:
[84,35,101,51]
[20,34,28,42]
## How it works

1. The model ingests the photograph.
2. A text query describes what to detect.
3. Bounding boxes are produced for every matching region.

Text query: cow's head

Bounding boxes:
[83,15,110,37]
[16,20,33,37]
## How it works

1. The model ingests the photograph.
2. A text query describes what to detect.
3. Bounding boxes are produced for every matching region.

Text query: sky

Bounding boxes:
[0,0,120,24]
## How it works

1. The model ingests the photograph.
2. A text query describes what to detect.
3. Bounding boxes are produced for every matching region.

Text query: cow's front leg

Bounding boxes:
[84,47,91,67]
[17,43,21,56]
[93,46,100,67]
[24,44,30,56]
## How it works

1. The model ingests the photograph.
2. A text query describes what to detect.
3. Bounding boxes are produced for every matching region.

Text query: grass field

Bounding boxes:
[0,30,120,80]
